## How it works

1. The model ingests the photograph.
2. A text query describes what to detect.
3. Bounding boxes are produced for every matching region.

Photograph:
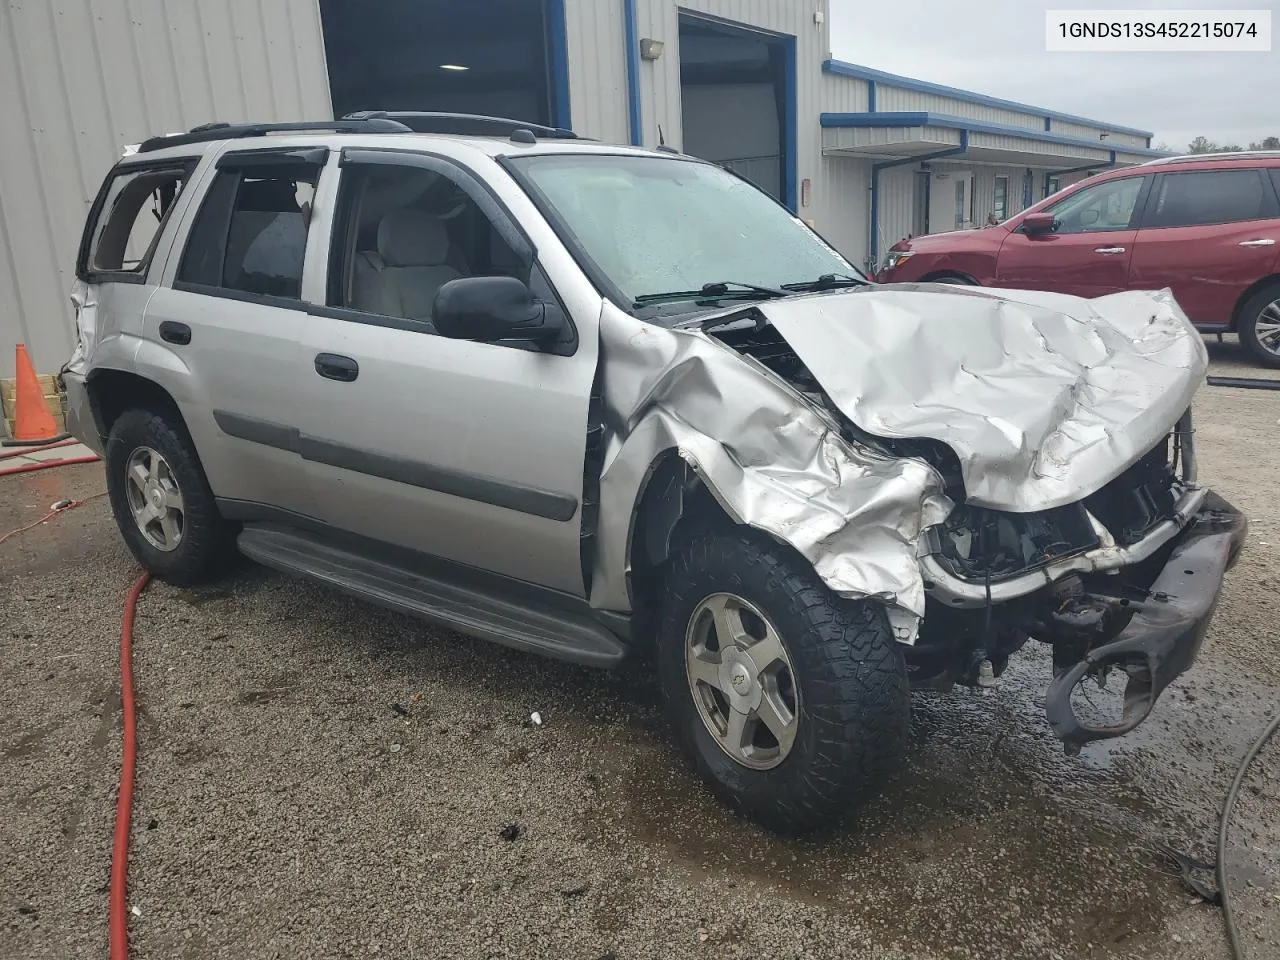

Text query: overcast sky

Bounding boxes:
[827,0,1279,150]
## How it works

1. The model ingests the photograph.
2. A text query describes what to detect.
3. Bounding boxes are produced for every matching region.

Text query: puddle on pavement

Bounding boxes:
[576,641,1278,959]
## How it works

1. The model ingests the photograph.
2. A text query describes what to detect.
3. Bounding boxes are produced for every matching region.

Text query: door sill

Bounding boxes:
[234,521,629,669]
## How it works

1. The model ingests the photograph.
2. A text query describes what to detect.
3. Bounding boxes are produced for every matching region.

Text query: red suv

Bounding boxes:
[876,153,1280,367]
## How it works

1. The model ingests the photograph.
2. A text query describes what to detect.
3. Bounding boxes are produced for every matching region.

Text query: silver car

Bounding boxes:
[63,113,1247,833]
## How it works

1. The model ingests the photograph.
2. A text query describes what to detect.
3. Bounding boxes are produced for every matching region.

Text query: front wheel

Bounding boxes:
[1238,282,1280,369]
[656,531,910,833]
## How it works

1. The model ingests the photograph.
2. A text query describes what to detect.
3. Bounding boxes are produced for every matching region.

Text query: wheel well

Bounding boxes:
[85,369,183,439]
[626,455,734,645]
[920,271,978,285]
[1230,274,1280,330]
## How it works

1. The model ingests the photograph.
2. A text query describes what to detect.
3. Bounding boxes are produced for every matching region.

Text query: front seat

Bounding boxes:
[351,208,462,323]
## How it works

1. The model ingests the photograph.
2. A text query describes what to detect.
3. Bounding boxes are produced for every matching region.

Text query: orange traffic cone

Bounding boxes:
[2,344,69,447]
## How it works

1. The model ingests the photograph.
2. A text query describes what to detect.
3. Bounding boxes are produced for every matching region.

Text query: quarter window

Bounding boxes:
[80,164,192,280]
[1145,170,1270,229]
[177,155,323,300]
[1044,176,1144,234]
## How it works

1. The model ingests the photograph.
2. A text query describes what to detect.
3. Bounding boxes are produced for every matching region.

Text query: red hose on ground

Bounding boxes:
[110,572,151,960]
[0,455,100,478]
[0,437,81,461]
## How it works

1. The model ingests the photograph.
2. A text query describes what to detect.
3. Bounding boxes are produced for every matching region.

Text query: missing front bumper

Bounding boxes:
[1043,491,1247,752]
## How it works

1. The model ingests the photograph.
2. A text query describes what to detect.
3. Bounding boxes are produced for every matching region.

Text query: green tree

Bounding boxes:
[1187,136,1219,154]
[1249,136,1280,150]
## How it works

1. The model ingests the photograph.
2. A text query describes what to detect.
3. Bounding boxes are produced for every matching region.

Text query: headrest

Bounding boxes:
[377,209,449,267]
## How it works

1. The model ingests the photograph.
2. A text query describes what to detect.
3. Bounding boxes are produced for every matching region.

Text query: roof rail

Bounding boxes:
[135,118,414,154]
[1141,150,1280,166]
[342,111,581,140]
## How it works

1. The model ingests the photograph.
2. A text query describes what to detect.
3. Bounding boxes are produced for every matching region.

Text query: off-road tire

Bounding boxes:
[656,530,910,833]
[1238,281,1280,369]
[105,408,236,586]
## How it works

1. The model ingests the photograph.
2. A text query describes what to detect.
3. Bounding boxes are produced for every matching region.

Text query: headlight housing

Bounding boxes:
[883,250,914,270]
[927,503,1100,582]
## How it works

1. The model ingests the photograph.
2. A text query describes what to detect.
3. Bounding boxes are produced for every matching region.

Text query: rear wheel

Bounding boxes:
[105,409,236,585]
[656,530,910,833]
[1239,282,1280,369]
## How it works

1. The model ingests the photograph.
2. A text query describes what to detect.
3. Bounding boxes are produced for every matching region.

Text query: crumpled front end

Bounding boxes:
[588,284,1238,751]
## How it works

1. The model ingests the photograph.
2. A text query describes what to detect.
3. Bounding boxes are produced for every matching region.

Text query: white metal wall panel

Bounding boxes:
[1052,120,1148,151]
[968,132,1110,163]
[822,73,869,113]
[813,155,870,266]
[0,0,331,380]
[564,0,629,144]
[875,164,917,258]
[876,85,1041,130]
[823,126,959,152]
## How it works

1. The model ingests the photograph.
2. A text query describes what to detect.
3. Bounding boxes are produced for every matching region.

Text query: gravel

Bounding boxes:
[1,336,1277,960]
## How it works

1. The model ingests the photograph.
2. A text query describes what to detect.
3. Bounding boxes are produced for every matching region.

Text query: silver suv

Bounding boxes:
[64,113,1247,832]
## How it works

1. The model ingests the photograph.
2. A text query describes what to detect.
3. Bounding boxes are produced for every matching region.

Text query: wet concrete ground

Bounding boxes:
[2,338,1278,960]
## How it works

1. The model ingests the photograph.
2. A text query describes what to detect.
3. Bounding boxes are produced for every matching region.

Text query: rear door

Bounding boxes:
[143,146,330,517]
[1129,167,1280,325]
[995,174,1150,298]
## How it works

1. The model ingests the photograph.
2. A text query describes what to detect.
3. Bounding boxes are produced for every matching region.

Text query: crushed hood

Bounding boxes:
[757,283,1207,512]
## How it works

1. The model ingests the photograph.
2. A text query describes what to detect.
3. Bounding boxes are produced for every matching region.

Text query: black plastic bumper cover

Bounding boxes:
[1044,490,1248,750]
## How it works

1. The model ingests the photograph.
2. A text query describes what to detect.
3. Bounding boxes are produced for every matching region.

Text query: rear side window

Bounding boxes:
[79,163,193,282]
[177,150,324,301]
[1145,169,1272,229]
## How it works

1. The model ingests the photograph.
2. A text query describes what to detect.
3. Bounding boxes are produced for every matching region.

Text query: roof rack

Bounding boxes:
[342,111,581,141]
[1141,150,1280,166]
[135,118,414,154]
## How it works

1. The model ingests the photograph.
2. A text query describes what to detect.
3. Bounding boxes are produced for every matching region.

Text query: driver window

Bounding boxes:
[328,162,530,329]
[1045,177,1143,234]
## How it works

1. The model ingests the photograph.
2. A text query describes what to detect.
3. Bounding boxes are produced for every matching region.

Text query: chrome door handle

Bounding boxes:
[1094,246,1126,255]
[1239,238,1276,247]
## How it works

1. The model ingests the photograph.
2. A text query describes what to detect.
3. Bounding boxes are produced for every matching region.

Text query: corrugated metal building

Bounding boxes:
[0,0,1162,382]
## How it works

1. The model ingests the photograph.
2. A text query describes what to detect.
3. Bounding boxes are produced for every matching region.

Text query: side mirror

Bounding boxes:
[1021,212,1058,235]
[432,276,564,343]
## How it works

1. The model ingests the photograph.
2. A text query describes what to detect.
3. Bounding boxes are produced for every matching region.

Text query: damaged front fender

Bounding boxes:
[587,302,952,627]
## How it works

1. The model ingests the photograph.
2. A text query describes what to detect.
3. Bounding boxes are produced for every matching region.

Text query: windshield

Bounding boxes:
[506,153,863,315]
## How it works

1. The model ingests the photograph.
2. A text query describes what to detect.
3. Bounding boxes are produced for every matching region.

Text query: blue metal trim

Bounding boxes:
[869,131,969,264]
[782,35,798,212]
[823,59,1154,139]
[867,80,876,113]
[546,0,572,129]
[623,0,642,146]
[820,111,1168,157]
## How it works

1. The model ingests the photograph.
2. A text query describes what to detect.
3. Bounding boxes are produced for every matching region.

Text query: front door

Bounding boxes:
[1130,167,1280,324]
[996,173,1150,299]
[294,148,598,596]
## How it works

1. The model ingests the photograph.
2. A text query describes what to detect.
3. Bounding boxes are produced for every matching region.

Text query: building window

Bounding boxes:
[954,179,965,229]
[993,176,1009,221]
[1045,176,1061,199]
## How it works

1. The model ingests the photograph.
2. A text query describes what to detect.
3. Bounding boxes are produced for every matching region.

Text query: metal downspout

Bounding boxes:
[869,130,969,272]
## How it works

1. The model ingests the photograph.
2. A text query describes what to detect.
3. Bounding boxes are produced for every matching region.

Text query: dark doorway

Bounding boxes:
[678,15,795,207]
[319,0,568,127]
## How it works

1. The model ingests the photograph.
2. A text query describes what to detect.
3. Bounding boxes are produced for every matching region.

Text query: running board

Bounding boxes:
[236,524,627,669]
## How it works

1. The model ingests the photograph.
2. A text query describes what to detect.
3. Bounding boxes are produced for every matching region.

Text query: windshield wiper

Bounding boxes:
[633,280,790,307]
[779,273,871,292]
